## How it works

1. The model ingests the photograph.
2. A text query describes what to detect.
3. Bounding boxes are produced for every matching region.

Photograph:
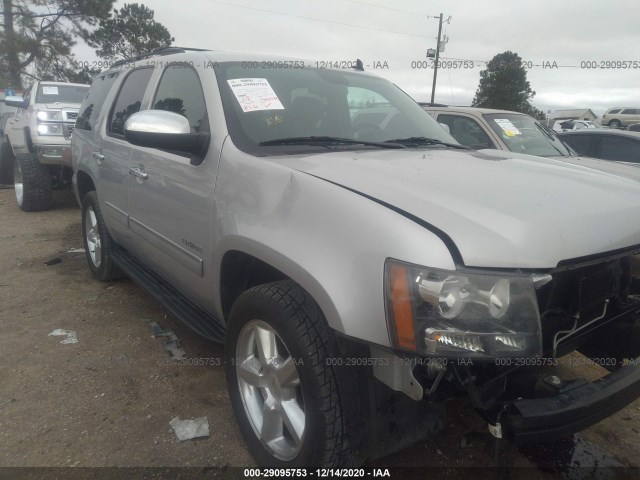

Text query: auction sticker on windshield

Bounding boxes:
[42,86,59,95]
[494,118,521,137]
[227,78,285,112]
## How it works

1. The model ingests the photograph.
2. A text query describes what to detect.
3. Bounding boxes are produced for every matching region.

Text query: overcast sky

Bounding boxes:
[74,0,640,117]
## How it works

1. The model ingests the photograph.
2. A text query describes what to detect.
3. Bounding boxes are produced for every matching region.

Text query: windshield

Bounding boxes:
[216,62,459,154]
[483,113,574,157]
[36,84,89,104]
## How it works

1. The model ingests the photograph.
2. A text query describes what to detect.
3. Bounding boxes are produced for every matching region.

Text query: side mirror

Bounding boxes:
[439,122,450,134]
[124,110,209,163]
[4,95,27,108]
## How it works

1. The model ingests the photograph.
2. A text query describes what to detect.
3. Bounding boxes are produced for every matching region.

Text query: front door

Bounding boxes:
[127,64,215,304]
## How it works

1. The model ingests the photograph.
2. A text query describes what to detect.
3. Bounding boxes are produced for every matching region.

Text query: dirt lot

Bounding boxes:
[1,187,639,479]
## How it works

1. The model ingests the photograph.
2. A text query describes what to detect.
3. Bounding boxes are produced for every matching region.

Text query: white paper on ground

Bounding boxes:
[48,329,78,344]
[169,416,210,441]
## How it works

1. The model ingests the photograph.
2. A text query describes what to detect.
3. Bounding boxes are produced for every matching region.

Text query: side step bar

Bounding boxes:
[110,248,226,343]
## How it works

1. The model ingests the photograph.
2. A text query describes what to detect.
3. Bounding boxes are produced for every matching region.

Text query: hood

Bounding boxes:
[269,148,640,269]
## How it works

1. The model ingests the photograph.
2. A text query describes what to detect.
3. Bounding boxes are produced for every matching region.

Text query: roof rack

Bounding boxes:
[111,46,210,68]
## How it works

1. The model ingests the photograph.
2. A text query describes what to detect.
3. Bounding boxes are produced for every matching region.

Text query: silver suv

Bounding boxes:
[73,47,640,468]
[4,81,89,210]
[602,107,640,128]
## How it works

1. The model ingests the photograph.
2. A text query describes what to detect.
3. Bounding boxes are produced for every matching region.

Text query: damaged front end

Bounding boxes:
[382,252,640,445]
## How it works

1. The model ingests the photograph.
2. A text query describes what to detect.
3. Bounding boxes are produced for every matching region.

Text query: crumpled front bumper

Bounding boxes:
[504,358,640,445]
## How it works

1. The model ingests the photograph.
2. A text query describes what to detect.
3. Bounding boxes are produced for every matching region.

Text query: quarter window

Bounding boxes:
[152,65,208,133]
[109,68,154,136]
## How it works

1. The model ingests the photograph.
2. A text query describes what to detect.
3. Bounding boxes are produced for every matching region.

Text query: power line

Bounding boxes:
[343,0,433,17]
[196,0,437,38]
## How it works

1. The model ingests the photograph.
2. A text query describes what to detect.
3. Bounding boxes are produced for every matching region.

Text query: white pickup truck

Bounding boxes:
[3,81,88,211]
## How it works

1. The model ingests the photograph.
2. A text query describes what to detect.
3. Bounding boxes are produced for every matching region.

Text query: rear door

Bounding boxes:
[595,135,640,163]
[98,67,154,241]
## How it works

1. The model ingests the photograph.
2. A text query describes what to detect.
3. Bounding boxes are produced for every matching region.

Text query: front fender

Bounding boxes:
[212,144,456,348]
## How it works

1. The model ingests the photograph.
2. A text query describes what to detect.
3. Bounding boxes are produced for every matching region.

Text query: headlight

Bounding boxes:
[385,260,542,359]
[37,110,62,121]
[37,124,63,136]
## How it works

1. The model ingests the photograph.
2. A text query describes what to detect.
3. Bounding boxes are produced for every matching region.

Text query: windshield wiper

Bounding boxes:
[259,136,406,149]
[384,137,470,149]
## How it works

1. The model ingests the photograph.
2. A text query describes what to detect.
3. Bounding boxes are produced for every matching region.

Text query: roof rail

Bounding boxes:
[418,102,449,107]
[111,46,210,68]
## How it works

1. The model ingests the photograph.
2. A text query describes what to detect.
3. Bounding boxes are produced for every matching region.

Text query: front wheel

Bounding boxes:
[81,191,123,281]
[14,153,52,211]
[225,281,354,468]
[608,119,622,129]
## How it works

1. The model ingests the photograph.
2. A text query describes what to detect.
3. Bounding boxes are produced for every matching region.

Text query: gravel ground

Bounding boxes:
[1,188,639,480]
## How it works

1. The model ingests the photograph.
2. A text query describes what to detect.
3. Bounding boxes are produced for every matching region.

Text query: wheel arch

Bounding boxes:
[75,169,96,203]
[218,245,343,335]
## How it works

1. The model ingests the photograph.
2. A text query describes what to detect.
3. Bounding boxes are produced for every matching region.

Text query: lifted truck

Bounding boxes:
[4,81,89,211]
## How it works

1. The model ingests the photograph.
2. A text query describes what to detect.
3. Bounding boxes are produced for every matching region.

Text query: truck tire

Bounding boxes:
[14,153,52,211]
[81,191,124,281]
[225,281,354,468]
[0,142,15,184]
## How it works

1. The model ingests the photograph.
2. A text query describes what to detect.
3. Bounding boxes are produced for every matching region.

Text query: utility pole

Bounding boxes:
[430,13,443,104]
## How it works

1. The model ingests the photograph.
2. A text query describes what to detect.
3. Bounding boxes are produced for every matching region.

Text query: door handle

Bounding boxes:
[92,152,105,164]
[129,167,149,180]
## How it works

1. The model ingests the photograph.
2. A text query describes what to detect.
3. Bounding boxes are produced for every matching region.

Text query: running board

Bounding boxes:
[110,248,226,343]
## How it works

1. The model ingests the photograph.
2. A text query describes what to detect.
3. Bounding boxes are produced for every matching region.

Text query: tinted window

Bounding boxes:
[36,84,89,104]
[621,109,637,115]
[561,134,593,155]
[76,72,121,131]
[608,109,621,114]
[153,65,208,133]
[438,114,495,149]
[109,68,153,136]
[599,136,640,162]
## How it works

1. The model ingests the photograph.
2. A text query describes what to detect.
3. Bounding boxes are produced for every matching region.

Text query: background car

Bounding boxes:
[421,105,640,181]
[551,119,597,132]
[602,107,640,128]
[627,123,640,132]
[422,105,576,157]
[558,128,640,165]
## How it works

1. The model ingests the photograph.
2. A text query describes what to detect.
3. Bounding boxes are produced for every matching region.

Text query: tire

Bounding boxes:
[608,119,622,129]
[0,142,15,185]
[81,191,124,281]
[225,281,354,468]
[14,153,52,211]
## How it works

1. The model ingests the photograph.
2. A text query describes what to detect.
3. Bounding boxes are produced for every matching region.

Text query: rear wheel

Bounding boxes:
[225,281,354,468]
[0,142,14,184]
[81,191,124,281]
[608,119,622,129]
[14,153,52,211]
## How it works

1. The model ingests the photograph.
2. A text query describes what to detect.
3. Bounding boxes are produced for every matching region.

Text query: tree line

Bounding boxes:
[0,1,173,87]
